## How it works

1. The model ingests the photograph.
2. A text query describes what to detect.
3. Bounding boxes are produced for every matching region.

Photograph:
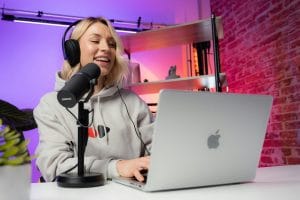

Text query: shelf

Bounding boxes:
[128,73,227,95]
[121,17,223,53]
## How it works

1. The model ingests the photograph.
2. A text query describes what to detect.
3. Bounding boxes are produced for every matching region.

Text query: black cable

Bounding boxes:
[64,87,150,157]
[58,107,93,177]
[62,163,78,174]
[65,107,94,128]
[117,86,151,156]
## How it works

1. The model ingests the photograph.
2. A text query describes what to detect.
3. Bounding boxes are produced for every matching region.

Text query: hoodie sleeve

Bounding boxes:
[34,93,112,182]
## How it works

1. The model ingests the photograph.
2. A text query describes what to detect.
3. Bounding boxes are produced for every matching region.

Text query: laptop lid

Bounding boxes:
[116,89,273,192]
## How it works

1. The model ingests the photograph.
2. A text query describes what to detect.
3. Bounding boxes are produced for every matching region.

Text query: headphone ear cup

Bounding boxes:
[64,39,80,67]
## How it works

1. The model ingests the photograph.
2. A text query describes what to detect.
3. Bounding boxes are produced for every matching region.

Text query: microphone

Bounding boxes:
[56,63,105,188]
[57,63,100,108]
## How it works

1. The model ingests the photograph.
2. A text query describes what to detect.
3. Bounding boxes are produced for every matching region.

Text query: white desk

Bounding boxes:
[30,165,300,200]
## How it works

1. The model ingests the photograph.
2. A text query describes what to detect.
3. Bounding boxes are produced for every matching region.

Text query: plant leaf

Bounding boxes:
[0,100,37,131]
[2,146,19,158]
[0,125,10,137]
[0,137,20,151]
[0,100,28,122]
[4,130,20,140]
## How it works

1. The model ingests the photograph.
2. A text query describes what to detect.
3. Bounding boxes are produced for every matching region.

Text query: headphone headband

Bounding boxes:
[62,20,82,67]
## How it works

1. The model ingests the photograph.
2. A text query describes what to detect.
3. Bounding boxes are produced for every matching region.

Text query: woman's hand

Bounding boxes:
[116,156,150,182]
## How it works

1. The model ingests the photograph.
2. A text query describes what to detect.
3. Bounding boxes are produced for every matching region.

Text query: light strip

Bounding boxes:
[3,15,139,33]
[14,19,138,33]
[2,14,140,33]
[15,19,139,33]
[1,8,168,34]
[14,19,69,28]
[115,29,138,34]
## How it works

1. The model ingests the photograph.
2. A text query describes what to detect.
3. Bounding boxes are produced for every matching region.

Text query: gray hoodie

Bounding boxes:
[34,73,153,182]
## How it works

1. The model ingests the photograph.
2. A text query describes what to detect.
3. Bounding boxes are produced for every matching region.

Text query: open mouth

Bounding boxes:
[95,56,110,63]
[94,56,111,67]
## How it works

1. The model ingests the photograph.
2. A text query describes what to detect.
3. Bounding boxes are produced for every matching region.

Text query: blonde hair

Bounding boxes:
[60,17,129,87]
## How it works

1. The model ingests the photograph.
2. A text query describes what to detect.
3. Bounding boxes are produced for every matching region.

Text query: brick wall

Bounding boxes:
[210,0,300,166]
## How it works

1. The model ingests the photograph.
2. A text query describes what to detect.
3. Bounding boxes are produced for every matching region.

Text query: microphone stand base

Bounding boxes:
[56,172,105,188]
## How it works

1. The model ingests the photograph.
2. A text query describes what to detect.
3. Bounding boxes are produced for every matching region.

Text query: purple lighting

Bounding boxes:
[0,0,201,182]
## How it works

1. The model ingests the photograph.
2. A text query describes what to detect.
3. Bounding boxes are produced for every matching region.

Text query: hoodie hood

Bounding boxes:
[54,72,66,91]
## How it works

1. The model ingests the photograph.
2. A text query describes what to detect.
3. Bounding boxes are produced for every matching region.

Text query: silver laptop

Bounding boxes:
[113,89,273,192]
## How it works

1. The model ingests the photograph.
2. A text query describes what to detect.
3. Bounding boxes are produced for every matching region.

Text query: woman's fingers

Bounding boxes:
[116,156,150,181]
[133,169,145,182]
[138,156,150,169]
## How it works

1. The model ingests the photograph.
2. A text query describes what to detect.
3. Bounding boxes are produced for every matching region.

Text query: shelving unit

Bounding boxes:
[129,73,227,95]
[120,16,226,93]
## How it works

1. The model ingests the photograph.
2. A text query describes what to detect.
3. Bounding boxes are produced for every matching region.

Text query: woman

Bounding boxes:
[34,17,153,182]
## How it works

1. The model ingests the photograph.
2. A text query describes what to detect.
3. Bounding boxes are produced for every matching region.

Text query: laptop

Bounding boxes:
[113,89,273,192]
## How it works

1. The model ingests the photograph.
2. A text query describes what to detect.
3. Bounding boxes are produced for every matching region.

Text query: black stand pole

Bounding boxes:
[57,87,105,187]
[211,14,222,92]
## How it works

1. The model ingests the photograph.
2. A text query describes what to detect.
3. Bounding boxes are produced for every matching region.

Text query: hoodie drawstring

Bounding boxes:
[98,96,109,144]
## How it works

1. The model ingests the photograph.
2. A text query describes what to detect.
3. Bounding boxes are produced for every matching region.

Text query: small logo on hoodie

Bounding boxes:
[88,125,110,138]
[88,128,98,138]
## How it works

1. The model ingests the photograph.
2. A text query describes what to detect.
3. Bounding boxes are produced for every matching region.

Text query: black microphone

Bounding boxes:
[57,63,100,108]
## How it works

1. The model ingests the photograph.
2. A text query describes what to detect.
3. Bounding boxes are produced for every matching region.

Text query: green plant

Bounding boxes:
[0,99,36,166]
[0,118,31,165]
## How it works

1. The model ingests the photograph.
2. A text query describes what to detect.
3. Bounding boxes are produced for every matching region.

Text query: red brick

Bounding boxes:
[261,148,275,155]
[280,131,297,139]
[269,3,283,15]
[254,1,271,17]
[261,32,283,46]
[290,39,300,49]
[287,94,300,103]
[273,79,296,91]
[281,85,300,95]
[287,157,300,164]
[281,103,300,113]
[266,131,280,139]
[273,113,299,122]
[282,139,298,146]
[273,97,287,105]
[287,0,300,12]
[260,156,273,163]
[295,148,300,156]
[281,148,292,156]
[284,0,297,7]
[285,121,300,130]
[263,139,282,147]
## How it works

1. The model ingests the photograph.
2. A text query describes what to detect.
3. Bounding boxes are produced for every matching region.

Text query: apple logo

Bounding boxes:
[207,129,221,149]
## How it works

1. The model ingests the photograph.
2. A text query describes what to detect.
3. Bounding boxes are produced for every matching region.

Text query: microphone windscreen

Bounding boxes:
[80,63,101,79]
[57,63,101,108]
